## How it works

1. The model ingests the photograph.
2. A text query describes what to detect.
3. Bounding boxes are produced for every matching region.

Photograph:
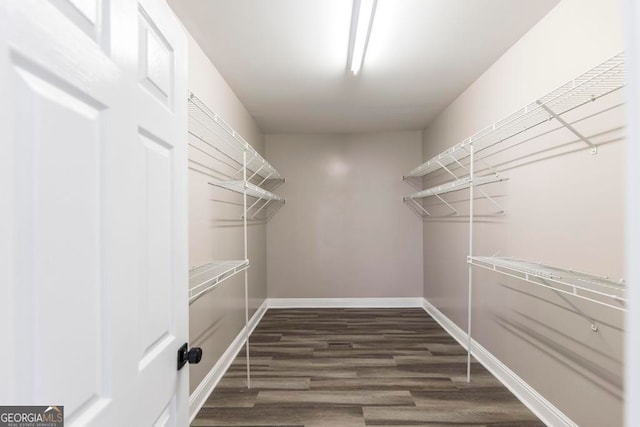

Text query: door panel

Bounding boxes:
[7,38,112,424]
[16,61,106,417]
[139,130,174,366]
[153,400,174,427]
[48,0,108,48]
[139,6,174,107]
[0,0,188,425]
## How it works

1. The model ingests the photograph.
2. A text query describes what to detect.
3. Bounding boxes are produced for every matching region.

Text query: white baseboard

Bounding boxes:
[267,297,424,308]
[188,299,268,423]
[421,298,577,427]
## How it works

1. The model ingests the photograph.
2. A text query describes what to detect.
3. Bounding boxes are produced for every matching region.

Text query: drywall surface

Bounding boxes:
[185,30,268,394]
[420,0,625,425]
[265,131,423,298]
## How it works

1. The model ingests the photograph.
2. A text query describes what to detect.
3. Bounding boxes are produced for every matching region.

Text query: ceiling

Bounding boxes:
[169,0,560,134]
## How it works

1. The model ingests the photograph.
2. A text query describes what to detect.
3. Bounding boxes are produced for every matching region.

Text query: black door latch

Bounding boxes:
[177,343,203,370]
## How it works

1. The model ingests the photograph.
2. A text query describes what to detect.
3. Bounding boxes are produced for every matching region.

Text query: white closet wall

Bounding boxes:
[265,131,423,299]
[420,0,624,425]
[185,30,268,394]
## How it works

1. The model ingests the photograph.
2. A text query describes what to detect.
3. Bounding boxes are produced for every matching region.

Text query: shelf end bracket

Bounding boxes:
[537,101,598,154]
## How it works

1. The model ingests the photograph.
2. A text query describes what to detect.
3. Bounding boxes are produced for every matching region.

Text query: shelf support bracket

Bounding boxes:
[543,280,600,332]
[474,186,506,214]
[406,198,431,217]
[246,194,266,217]
[537,101,598,154]
[258,171,275,187]
[264,201,284,223]
[434,193,459,215]
[233,164,246,179]
[459,146,501,179]
[248,163,266,181]
[455,145,505,213]
[233,152,259,179]
[448,153,470,173]
[436,160,461,180]
[250,197,273,219]
[402,175,424,191]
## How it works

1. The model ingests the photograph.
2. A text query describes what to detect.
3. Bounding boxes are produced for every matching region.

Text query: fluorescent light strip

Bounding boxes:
[349,0,376,75]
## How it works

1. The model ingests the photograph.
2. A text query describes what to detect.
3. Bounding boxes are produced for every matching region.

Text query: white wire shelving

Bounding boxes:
[189,260,250,304]
[404,52,625,180]
[468,256,626,311]
[187,91,287,389]
[189,91,285,222]
[402,53,627,383]
[210,180,286,220]
[211,180,285,202]
[189,93,283,183]
[405,143,472,180]
[403,174,508,217]
[404,174,507,200]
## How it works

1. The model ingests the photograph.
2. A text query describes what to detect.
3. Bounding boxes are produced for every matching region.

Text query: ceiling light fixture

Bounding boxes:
[347,0,377,75]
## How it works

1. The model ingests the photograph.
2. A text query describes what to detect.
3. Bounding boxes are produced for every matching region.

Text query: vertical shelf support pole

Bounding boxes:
[467,144,474,383]
[243,149,251,389]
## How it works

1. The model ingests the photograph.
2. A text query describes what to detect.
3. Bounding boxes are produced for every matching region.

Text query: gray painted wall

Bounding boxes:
[265,131,423,299]
[420,1,625,425]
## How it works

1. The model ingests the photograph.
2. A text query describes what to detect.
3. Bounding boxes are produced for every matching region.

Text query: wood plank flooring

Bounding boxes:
[192,308,544,426]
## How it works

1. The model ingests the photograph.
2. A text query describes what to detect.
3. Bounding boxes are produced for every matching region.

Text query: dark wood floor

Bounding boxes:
[192,308,544,426]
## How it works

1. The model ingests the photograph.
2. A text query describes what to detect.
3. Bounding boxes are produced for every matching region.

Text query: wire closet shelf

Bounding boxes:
[404,52,625,180]
[402,52,627,382]
[189,92,283,182]
[403,174,508,200]
[187,90,287,389]
[211,180,285,203]
[189,91,286,222]
[188,260,250,304]
[468,256,626,311]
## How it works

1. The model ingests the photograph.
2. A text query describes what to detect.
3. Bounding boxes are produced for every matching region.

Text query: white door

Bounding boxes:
[0,1,189,426]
